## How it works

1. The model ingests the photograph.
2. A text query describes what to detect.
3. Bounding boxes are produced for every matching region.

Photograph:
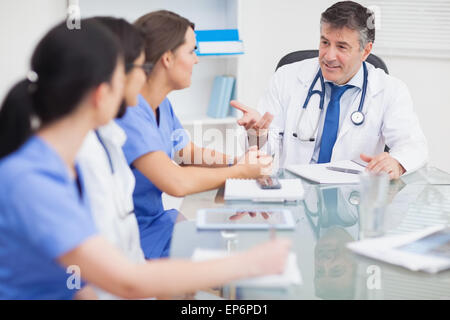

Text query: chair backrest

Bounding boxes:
[275,49,389,74]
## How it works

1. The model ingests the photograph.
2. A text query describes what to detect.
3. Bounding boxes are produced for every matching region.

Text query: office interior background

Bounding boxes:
[1,0,449,173]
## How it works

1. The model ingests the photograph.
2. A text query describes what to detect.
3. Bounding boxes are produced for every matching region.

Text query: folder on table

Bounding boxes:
[286,160,366,184]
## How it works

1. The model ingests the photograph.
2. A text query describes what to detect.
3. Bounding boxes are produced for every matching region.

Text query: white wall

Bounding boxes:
[238,0,450,173]
[0,0,66,102]
[1,0,448,172]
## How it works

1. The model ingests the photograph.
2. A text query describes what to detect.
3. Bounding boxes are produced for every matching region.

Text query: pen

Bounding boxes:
[268,213,276,240]
[326,166,362,174]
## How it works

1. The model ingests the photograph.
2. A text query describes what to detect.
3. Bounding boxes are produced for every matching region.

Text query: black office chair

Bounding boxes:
[276,50,390,152]
[275,49,389,74]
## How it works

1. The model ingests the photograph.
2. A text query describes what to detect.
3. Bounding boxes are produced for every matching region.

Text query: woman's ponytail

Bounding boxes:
[0,19,122,159]
[0,79,36,158]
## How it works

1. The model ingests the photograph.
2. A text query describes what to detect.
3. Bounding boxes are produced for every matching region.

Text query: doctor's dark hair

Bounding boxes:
[0,19,122,158]
[321,1,375,50]
[134,10,195,67]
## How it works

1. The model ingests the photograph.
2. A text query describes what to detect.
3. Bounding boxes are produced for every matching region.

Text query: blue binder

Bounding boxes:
[195,29,244,56]
[207,76,227,118]
[219,76,235,118]
[207,76,236,118]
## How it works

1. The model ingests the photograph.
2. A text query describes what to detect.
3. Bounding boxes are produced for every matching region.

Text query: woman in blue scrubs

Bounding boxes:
[117,11,274,259]
[0,20,125,299]
[0,18,290,300]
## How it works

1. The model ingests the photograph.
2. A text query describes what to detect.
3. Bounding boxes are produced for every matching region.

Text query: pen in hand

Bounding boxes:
[268,212,276,240]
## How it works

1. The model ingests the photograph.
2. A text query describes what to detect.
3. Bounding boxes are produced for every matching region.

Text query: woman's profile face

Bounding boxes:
[169,27,199,90]
[124,51,147,107]
[97,59,126,125]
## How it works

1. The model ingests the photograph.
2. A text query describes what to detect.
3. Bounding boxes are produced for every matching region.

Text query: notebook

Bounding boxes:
[224,179,304,202]
[192,249,302,288]
[286,160,365,184]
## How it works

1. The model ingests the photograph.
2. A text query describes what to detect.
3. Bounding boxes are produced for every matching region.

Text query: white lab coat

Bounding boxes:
[78,121,146,300]
[258,58,428,173]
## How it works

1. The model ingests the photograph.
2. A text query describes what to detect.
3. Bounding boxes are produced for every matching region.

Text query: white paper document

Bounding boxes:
[286,160,365,184]
[224,179,304,202]
[192,249,302,288]
[347,226,450,273]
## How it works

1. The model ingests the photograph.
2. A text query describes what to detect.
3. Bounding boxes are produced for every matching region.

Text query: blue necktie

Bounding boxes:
[317,83,353,163]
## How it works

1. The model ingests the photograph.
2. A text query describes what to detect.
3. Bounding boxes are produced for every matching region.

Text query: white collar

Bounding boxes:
[98,121,127,147]
[295,58,385,96]
[324,63,364,90]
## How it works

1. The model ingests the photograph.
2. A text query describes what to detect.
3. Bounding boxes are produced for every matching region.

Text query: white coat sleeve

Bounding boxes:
[382,79,428,173]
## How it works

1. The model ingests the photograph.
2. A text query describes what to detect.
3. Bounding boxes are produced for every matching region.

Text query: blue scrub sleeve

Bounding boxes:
[119,113,166,165]
[9,173,98,260]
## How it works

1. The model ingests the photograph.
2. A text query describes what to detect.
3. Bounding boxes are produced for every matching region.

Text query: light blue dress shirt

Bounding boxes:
[311,64,364,163]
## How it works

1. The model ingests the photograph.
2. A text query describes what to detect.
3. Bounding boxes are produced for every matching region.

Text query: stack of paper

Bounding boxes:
[286,160,365,184]
[224,179,304,202]
[347,226,450,273]
[192,249,302,288]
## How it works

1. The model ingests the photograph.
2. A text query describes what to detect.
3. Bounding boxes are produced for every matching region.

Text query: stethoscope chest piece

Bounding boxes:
[350,110,365,126]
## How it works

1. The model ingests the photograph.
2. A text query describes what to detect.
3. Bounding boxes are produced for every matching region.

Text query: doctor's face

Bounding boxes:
[319,23,372,85]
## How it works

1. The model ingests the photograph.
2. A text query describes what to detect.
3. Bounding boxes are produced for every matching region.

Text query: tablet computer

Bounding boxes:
[196,208,296,230]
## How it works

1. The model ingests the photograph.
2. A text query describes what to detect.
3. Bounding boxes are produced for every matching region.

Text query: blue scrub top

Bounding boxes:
[0,136,97,299]
[116,95,189,259]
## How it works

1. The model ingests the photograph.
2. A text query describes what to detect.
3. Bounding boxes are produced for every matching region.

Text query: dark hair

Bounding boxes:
[90,17,144,73]
[321,1,375,49]
[89,16,145,118]
[0,19,123,158]
[134,10,195,66]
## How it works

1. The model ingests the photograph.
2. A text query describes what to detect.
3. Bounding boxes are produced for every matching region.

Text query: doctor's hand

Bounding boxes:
[230,100,274,136]
[360,152,406,180]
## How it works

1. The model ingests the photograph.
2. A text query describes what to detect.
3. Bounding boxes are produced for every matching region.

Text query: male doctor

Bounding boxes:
[231,1,427,179]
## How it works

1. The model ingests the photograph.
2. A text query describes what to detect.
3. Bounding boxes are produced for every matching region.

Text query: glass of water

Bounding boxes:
[358,170,389,239]
[267,130,284,177]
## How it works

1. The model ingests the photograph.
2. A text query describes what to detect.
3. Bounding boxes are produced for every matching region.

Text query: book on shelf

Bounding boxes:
[207,75,235,119]
[195,29,244,56]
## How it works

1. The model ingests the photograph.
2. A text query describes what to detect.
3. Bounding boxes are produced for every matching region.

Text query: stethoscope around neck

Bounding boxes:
[293,61,368,141]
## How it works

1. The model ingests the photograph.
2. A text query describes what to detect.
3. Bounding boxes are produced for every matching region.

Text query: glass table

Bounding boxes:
[170,166,450,299]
